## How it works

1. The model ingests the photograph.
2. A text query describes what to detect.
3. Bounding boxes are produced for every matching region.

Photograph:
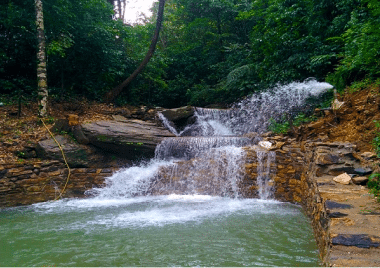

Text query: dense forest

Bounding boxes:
[1,0,379,108]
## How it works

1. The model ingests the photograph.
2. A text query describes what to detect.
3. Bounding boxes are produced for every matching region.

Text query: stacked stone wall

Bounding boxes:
[0,161,114,207]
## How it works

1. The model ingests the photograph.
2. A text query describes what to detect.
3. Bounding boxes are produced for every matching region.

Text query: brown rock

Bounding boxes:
[351,176,368,185]
[316,153,344,165]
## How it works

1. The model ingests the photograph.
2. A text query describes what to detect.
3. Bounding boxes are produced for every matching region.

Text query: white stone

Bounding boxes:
[259,141,272,149]
[333,173,352,185]
[332,99,344,110]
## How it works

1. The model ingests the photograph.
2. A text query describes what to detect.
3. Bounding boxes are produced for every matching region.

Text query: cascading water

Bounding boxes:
[256,150,276,199]
[180,79,333,136]
[0,79,332,266]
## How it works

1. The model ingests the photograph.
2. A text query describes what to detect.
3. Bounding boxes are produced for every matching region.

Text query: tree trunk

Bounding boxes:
[104,0,166,103]
[35,0,48,117]
[117,0,124,20]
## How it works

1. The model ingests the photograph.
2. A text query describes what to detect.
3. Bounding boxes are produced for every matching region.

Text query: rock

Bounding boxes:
[273,141,285,149]
[159,106,194,122]
[243,132,261,144]
[354,167,373,176]
[81,120,175,159]
[361,152,377,159]
[333,173,352,185]
[325,201,353,209]
[258,141,272,149]
[36,135,96,167]
[328,212,349,218]
[352,176,369,185]
[332,99,344,110]
[111,114,129,122]
[316,153,344,165]
[71,125,90,145]
[329,166,357,176]
[332,234,380,248]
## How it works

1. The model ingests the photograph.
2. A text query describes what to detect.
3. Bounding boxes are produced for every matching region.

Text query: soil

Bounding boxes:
[292,86,380,154]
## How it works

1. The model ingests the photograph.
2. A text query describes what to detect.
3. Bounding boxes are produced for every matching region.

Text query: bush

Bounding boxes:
[373,120,380,157]
[368,173,380,202]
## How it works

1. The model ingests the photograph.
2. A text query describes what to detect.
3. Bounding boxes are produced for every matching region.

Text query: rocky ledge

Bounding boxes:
[34,115,176,164]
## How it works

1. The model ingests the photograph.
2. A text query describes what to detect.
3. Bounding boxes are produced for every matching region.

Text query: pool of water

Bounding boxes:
[0,195,320,267]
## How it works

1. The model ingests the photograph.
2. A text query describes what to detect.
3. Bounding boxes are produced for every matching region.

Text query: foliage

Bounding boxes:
[268,112,317,134]
[367,173,380,202]
[1,0,379,108]
[268,118,290,134]
[373,120,380,158]
[328,0,380,90]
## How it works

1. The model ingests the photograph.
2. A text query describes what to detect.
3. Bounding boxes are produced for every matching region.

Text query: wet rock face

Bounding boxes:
[81,120,175,159]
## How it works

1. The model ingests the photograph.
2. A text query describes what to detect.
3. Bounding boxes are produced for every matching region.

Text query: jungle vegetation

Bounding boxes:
[1,0,379,108]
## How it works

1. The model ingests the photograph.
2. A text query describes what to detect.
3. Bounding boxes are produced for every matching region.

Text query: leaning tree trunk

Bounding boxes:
[104,0,166,103]
[35,0,48,117]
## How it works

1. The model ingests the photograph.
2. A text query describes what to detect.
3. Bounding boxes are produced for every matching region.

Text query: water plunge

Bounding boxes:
[0,79,332,266]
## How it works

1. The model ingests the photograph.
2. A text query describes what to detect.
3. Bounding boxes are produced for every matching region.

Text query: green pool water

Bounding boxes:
[0,195,320,267]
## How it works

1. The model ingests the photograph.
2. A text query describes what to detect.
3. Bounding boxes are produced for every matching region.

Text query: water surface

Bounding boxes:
[0,196,319,267]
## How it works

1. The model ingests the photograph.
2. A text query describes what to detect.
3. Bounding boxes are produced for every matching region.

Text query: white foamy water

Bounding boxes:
[169,79,333,136]
[152,146,247,197]
[30,194,285,229]
[158,112,180,136]
[155,136,251,160]
[87,159,176,198]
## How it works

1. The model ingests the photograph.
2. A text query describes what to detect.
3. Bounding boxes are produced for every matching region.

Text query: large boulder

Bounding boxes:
[81,120,175,158]
[36,135,97,167]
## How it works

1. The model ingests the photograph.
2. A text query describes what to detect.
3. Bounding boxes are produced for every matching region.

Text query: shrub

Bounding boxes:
[373,120,380,158]
[367,173,380,202]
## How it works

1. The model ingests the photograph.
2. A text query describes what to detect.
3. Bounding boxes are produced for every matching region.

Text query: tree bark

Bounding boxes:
[117,0,124,20]
[104,0,166,103]
[35,0,48,117]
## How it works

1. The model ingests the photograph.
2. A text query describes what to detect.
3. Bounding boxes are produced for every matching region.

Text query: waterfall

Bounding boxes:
[155,136,252,160]
[157,112,180,136]
[151,146,246,197]
[93,79,332,200]
[177,79,333,136]
[256,150,276,200]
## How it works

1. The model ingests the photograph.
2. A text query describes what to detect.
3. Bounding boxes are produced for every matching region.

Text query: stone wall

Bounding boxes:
[243,137,375,265]
[0,161,114,207]
[243,137,331,265]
